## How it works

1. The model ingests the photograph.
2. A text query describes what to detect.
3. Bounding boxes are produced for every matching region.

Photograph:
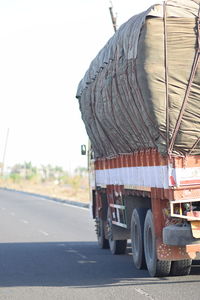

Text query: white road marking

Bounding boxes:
[2,190,89,211]
[29,194,89,211]
[62,203,88,211]
[77,260,96,264]
[39,230,49,236]
[67,249,88,260]
[58,243,65,247]
[134,288,155,300]
[20,219,29,224]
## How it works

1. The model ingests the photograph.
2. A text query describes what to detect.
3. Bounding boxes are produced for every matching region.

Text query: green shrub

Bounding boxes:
[10,173,22,183]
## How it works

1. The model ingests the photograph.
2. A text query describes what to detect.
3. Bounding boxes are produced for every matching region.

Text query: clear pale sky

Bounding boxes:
[0,0,158,172]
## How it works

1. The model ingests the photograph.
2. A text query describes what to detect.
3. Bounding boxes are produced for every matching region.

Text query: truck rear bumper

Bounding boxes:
[161,225,200,260]
[163,224,200,246]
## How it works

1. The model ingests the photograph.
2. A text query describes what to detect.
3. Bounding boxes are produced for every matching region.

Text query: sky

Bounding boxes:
[0,0,159,172]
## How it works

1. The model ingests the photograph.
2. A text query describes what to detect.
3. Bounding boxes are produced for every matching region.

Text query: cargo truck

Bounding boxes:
[76,0,200,277]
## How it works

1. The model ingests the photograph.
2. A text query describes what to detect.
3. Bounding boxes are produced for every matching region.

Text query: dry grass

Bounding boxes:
[0,177,90,204]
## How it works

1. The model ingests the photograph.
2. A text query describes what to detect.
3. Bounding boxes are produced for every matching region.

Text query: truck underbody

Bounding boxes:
[90,150,200,277]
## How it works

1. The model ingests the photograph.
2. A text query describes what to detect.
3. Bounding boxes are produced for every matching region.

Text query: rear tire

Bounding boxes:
[109,239,127,255]
[170,259,192,276]
[131,208,147,269]
[144,210,171,277]
[107,208,127,255]
[96,218,109,249]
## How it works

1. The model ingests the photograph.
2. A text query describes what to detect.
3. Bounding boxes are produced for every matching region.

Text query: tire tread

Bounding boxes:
[170,259,192,276]
[97,218,109,249]
[112,240,127,255]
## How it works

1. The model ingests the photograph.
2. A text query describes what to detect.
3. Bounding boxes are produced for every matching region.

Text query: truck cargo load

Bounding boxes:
[76,0,200,159]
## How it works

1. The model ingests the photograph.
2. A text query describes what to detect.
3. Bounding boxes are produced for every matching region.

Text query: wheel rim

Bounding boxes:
[133,221,139,258]
[96,218,103,246]
[107,209,117,253]
[98,221,102,239]
[107,215,114,246]
[147,224,153,262]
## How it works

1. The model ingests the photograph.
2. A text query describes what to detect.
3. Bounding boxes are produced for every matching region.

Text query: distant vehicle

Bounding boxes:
[76,0,200,277]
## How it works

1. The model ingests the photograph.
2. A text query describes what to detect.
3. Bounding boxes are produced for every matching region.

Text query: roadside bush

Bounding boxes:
[10,173,22,183]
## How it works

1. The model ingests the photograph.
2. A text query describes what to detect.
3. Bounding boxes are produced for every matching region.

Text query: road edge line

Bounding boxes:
[0,187,89,209]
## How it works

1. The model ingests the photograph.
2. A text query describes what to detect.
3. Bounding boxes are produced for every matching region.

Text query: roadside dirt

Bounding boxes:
[0,179,90,204]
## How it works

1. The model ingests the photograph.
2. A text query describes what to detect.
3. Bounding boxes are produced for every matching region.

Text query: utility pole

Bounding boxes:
[1,128,9,176]
[109,1,117,32]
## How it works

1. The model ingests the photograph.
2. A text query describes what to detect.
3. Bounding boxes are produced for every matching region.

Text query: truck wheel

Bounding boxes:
[131,208,147,269]
[107,209,127,255]
[96,218,109,249]
[170,259,192,276]
[144,210,171,277]
[109,238,127,255]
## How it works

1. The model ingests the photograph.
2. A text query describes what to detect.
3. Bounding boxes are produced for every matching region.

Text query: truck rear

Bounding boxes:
[76,0,200,277]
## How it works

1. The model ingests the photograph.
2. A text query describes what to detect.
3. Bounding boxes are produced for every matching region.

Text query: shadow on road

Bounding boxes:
[0,241,200,287]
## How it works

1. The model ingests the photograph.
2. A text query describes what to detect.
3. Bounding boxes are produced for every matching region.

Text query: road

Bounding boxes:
[0,189,200,300]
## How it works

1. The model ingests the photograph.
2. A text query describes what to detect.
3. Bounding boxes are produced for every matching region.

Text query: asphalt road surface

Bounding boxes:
[0,189,200,300]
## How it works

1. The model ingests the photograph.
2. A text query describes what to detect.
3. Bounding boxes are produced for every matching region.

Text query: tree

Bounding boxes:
[74,166,88,177]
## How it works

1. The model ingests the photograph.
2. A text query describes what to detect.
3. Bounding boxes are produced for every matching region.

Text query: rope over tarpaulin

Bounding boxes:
[168,2,200,155]
[163,0,170,151]
[76,0,200,159]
